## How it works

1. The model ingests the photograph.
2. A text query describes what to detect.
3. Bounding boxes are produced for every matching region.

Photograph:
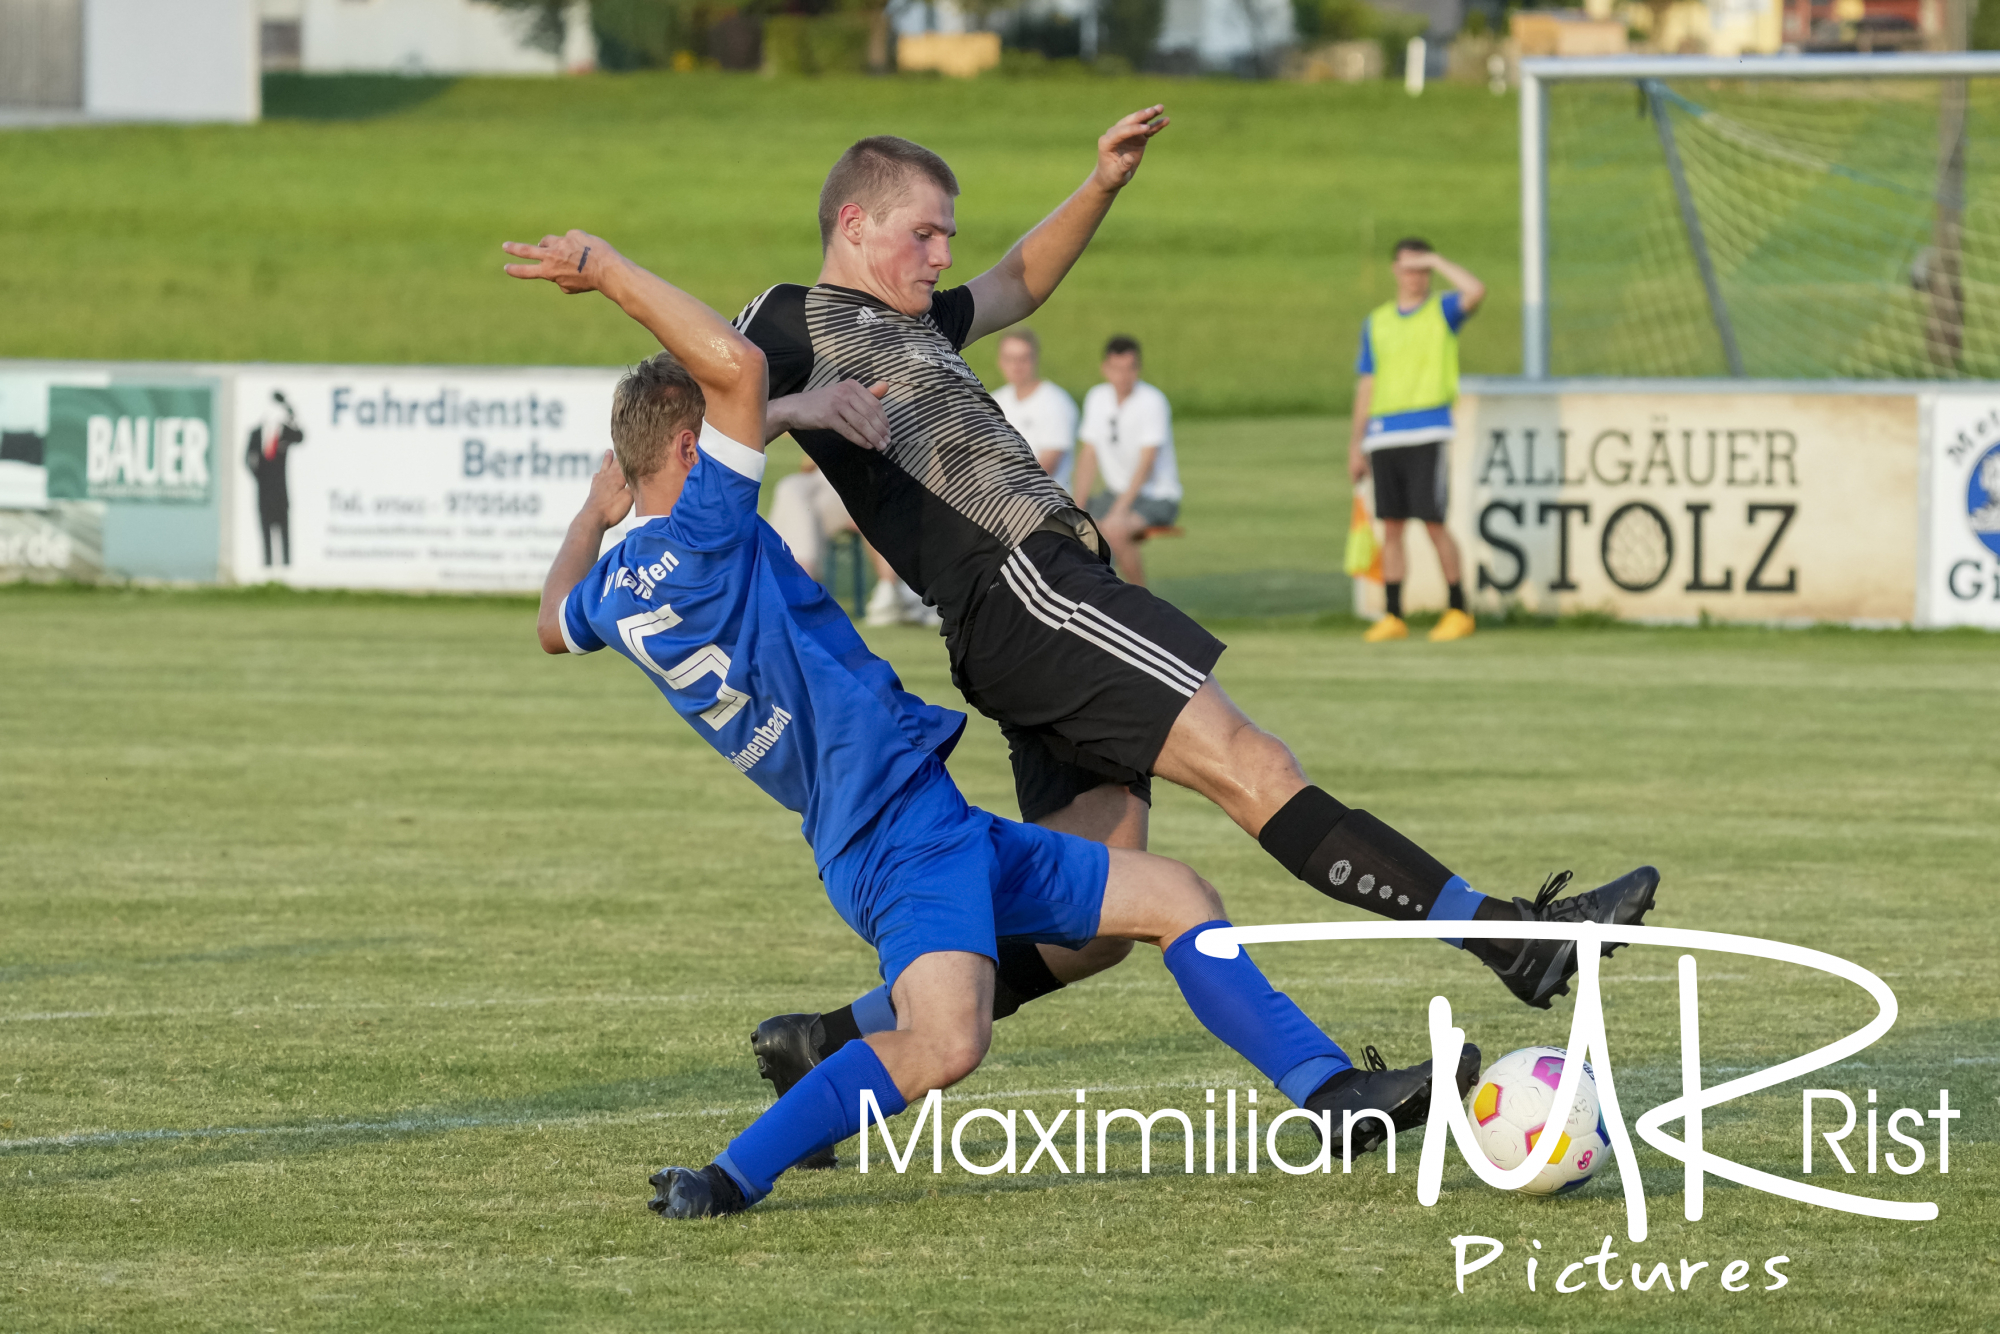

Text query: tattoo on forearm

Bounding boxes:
[578,246,591,273]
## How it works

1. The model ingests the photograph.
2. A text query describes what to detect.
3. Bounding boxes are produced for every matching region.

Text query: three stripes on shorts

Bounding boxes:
[999,549,1206,699]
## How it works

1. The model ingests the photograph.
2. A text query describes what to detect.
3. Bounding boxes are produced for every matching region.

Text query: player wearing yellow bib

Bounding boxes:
[1348,238,1484,643]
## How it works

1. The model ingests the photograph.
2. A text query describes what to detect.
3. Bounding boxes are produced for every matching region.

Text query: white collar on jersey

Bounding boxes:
[627,422,766,523]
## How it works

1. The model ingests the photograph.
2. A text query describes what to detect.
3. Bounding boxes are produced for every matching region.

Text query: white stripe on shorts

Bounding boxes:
[1004,551,1207,694]
[1000,549,1207,698]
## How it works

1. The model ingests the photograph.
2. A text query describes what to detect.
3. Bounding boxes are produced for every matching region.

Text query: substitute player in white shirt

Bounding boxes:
[990,327,1078,488]
[1073,335,1181,588]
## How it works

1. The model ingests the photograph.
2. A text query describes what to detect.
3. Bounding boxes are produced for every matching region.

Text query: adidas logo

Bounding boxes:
[856,308,883,326]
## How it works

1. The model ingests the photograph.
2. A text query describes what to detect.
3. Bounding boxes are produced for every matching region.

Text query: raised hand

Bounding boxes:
[779,381,893,451]
[583,449,634,528]
[503,229,622,295]
[1094,105,1170,193]
[961,106,1170,342]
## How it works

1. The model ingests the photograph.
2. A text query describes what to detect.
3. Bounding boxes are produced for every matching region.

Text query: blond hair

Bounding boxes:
[610,352,704,485]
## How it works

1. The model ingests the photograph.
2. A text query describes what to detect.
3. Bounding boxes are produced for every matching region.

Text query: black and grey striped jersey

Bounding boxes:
[734,282,1076,629]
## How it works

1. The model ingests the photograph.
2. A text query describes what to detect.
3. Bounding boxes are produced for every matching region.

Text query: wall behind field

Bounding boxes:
[0,73,1521,417]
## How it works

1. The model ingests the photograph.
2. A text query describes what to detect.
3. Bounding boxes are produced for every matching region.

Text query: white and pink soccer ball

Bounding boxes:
[1464,1045,1611,1196]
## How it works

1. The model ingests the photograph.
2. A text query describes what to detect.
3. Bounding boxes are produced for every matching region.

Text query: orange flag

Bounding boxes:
[1344,493,1383,582]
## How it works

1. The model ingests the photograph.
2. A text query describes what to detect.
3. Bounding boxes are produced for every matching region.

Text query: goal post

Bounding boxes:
[1350,53,2000,629]
[1520,52,2000,382]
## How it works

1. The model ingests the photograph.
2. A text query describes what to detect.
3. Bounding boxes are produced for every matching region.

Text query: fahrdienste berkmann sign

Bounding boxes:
[230,367,630,591]
[1428,386,1921,625]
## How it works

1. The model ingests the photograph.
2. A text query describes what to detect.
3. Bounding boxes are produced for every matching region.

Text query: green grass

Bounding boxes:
[768,412,1356,621]
[3,70,1996,1333]
[2,581,1995,1331]
[0,72,1522,416]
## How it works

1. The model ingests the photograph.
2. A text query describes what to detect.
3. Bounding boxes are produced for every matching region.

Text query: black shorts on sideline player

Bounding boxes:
[949,530,1226,824]
[1369,440,1448,523]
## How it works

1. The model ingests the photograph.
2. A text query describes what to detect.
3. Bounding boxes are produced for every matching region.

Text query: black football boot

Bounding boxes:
[1484,867,1660,1009]
[1307,1043,1483,1159]
[647,1164,750,1219]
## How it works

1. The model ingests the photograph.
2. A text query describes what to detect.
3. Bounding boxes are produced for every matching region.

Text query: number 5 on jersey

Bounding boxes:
[616,607,752,729]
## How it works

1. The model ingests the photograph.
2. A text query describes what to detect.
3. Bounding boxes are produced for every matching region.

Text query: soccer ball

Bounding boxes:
[1464,1046,1610,1196]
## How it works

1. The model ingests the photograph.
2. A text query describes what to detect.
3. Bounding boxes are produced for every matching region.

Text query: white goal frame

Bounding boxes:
[1519,52,2000,378]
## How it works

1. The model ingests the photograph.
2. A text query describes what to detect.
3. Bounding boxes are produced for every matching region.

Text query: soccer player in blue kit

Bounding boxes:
[507,232,1479,1219]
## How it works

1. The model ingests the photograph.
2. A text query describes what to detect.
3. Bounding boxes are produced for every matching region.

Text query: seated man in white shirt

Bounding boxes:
[767,455,934,627]
[765,455,853,586]
[990,327,1078,488]
[1073,334,1182,588]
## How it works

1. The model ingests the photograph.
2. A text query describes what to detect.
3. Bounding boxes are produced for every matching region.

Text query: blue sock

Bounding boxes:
[715,1041,907,1203]
[850,984,896,1036]
[1426,874,1490,950]
[1162,921,1351,1107]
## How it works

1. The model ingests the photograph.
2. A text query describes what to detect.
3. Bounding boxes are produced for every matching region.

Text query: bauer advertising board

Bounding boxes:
[0,367,223,583]
[229,367,628,591]
[1408,384,1923,625]
[1918,392,2000,629]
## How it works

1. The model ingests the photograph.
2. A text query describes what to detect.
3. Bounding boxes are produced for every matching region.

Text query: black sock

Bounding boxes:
[993,937,1065,1020]
[1448,583,1465,612]
[1257,786,1452,919]
[818,1006,862,1058]
[1384,582,1403,617]
[1459,895,1527,966]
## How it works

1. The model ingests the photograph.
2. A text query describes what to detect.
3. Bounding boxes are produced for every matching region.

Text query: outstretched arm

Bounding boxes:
[537,450,633,655]
[962,107,1170,346]
[502,230,768,447]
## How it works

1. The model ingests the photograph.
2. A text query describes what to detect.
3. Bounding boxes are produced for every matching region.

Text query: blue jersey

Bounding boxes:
[560,424,967,865]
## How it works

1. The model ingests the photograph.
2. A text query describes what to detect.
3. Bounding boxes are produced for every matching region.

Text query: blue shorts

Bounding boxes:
[822,757,1109,989]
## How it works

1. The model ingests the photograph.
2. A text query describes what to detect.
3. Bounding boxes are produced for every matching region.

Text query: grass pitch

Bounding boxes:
[3,556,1996,1328]
[0,72,1519,416]
[1,70,1995,1332]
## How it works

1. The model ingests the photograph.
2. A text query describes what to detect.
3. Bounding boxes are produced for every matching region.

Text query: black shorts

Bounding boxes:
[1370,441,1448,523]
[1086,492,1181,529]
[949,531,1227,824]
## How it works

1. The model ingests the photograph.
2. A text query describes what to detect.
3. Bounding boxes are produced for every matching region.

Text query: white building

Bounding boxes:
[258,0,596,76]
[1157,0,1297,72]
[0,0,595,124]
[908,0,1296,72]
[0,0,261,122]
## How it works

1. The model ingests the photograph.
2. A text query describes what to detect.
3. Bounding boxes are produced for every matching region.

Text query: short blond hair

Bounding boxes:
[998,327,1040,356]
[818,136,960,249]
[610,352,704,485]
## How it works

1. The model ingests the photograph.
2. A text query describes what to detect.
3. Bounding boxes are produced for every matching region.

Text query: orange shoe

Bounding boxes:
[1363,614,1408,642]
[1428,608,1476,642]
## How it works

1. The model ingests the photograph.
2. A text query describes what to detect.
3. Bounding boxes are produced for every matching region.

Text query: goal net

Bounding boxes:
[1537,61,2000,380]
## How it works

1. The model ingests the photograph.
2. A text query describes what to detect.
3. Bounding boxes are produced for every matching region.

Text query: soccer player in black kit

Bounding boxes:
[516,107,1659,1163]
